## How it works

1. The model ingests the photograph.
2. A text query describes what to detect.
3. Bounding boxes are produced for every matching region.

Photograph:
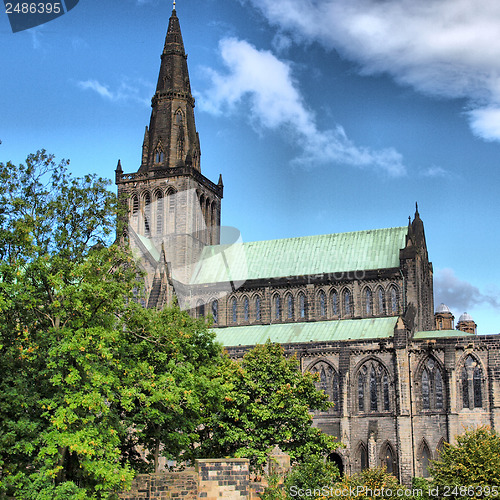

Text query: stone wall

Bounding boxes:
[119,459,250,500]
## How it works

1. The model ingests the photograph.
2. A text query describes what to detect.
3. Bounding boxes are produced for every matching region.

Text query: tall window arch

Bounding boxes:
[331,290,339,317]
[286,293,294,320]
[255,295,261,321]
[461,355,483,409]
[197,300,205,318]
[377,287,385,315]
[274,294,281,321]
[343,289,351,317]
[131,194,139,218]
[308,361,340,412]
[420,357,445,411]
[243,296,249,322]
[298,292,307,319]
[365,288,373,316]
[381,443,397,475]
[357,443,368,472]
[356,359,391,413]
[231,297,237,324]
[419,441,431,478]
[211,300,218,324]
[155,190,163,235]
[390,286,399,314]
[144,192,151,237]
[318,290,326,318]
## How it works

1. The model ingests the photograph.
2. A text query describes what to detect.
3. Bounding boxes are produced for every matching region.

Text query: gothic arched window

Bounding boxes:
[132,194,139,217]
[365,288,373,316]
[420,442,431,478]
[357,443,368,471]
[144,192,151,237]
[331,290,339,317]
[243,296,249,322]
[231,297,237,324]
[212,300,218,324]
[370,365,378,412]
[357,360,391,414]
[155,190,163,235]
[474,366,482,408]
[318,290,326,318]
[298,292,306,319]
[286,293,294,320]
[274,295,281,321]
[390,286,399,314]
[255,296,261,321]
[461,355,483,409]
[378,287,385,315]
[420,357,445,411]
[343,289,351,317]
[309,361,340,411]
[197,300,205,318]
[382,443,396,475]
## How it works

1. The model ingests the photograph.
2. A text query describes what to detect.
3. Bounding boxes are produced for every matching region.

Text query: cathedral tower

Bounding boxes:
[116,6,223,307]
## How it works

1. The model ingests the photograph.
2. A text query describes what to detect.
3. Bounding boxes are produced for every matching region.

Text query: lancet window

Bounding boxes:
[356,360,391,413]
[420,357,444,411]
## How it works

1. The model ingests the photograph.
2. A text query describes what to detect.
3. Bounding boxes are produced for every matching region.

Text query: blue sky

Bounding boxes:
[1,0,499,333]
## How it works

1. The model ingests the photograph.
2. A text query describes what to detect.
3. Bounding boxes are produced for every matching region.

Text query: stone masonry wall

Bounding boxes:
[119,459,250,500]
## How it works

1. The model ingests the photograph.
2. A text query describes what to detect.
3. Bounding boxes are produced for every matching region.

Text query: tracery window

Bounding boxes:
[318,290,326,318]
[212,300,218,324]
[298,292,306,319]
[155,149,164,163]
[309,361,340,411]
[420,357,444,411]
[357,360,391,413]
[461,355,483,409]
[243,296,249,322]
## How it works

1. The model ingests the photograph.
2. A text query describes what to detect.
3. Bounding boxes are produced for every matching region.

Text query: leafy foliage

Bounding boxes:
[333,467,402,500]
[284,454,341,494]
[200,341,338,471]
[429,426,500,498]
[0,151,224,498]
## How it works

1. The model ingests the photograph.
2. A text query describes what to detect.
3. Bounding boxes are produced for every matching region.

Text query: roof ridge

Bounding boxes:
[206,225,408,250]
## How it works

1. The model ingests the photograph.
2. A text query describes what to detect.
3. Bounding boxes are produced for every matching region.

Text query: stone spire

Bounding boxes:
[139,7,201,172]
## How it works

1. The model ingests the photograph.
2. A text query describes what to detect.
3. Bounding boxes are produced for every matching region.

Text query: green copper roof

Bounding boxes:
[191,227,408,284]
[414,330,476,339]
[214,317,399,347]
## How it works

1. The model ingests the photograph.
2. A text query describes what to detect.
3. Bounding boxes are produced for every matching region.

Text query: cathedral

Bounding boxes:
[115,7,500,485]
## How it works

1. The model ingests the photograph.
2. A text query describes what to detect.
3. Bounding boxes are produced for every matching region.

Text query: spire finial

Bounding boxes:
[173,0,176,9]
[415,201,419,215]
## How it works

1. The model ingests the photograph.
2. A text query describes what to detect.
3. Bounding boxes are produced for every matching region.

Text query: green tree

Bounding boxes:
[0,151,226,498]
[429,426,500,499]
[201,341,338,471]
[0,150,138,498]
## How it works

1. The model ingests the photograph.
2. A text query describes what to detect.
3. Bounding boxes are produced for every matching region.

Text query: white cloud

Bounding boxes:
[198,37,405,175]
[434,268,500,313]
[242,0,500,142]
[77,78,150,105]
[421,165,449,178]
